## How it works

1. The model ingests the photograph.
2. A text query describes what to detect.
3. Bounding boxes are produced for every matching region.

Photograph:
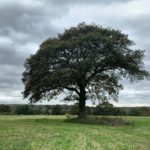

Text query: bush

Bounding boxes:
[0,105,10,114]
[65,116,133,126]
[51,105,64,115]
[68,103,79,115]
[15,105,33,115]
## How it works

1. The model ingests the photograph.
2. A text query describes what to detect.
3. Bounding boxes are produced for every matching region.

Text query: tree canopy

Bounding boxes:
[22,23,149,118]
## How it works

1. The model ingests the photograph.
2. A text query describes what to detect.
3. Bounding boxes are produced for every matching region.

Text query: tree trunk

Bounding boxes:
[78,90,86,119]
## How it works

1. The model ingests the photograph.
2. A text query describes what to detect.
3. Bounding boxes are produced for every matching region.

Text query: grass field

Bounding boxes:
[0,115,150,150]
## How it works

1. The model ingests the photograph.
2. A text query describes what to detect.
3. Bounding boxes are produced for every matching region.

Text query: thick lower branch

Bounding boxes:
[64,86,80,95]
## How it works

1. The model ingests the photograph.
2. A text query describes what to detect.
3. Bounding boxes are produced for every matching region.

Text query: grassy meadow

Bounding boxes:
[0,115,150,150]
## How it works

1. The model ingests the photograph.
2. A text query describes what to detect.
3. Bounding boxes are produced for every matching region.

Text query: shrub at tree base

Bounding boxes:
[65,116,133,126]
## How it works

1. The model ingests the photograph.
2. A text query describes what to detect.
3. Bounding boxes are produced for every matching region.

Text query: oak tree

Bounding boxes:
[22,23,149,118]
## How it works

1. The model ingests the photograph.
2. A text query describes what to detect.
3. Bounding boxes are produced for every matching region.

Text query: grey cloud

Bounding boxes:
[50,0,132,5]
[0,46,25,66]
[0,65,23,91]
[0,0,68,47]
[0,0,70,103]
[0,1,67,31]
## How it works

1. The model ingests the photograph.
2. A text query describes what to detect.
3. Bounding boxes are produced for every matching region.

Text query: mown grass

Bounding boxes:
[0,115,150,150]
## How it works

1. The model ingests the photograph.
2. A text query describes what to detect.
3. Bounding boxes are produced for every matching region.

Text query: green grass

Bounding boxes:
[0,115,150,150]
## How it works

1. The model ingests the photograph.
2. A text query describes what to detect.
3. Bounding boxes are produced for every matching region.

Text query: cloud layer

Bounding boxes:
[0,0,150,106]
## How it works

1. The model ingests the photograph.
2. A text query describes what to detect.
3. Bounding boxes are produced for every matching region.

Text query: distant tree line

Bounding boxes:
[0,104,150,116]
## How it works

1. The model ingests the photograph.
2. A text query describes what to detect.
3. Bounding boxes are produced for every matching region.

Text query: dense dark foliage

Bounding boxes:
[0,105,11,114]
[22,23,149,118]
[51,105,64,115]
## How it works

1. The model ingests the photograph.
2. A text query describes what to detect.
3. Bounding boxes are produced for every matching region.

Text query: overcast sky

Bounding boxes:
[0,0,150,106]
